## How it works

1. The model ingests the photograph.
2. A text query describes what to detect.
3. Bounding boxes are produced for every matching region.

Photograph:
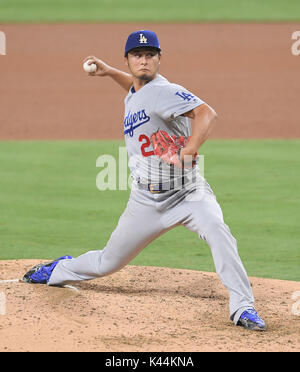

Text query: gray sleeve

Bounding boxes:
[155,84,205,121]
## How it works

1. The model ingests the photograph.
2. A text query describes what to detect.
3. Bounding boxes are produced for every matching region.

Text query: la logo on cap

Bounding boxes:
[139,33,148,44]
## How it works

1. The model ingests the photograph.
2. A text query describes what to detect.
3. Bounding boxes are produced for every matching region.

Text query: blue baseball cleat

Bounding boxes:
[22,255,73,284]
[237,309,266,331]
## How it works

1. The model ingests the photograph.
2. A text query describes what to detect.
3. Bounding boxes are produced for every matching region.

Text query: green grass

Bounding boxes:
[0,0,300,22]
[0,140,299,281]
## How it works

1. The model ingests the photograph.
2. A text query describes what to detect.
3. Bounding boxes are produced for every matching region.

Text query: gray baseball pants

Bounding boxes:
[48,179,254,324]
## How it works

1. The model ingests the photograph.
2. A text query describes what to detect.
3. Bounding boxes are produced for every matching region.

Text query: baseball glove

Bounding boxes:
[150,130,197,168]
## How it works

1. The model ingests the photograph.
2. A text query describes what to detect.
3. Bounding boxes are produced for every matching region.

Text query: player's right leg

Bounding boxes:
[44,193,168,286]
[173,181,266,330]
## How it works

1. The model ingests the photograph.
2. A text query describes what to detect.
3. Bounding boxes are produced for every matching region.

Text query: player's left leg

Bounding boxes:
[45,190,170,286]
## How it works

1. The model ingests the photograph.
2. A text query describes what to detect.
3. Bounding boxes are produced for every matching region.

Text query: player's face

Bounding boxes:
[125,48,161,81]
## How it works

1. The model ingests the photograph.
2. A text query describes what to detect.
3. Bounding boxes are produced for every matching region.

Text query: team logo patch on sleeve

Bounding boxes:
[175,91,198,102]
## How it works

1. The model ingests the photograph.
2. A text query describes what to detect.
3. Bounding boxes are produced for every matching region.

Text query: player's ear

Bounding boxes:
[124,56,129,67]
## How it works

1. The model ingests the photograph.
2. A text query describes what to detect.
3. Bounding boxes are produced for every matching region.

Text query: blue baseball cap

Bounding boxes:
[125,30,161,56]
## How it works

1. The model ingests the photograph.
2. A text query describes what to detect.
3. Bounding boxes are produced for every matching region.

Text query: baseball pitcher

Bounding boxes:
[23,30,266,331]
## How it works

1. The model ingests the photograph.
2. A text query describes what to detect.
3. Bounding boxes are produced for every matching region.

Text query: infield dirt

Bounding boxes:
[0,23,299,352]
[0,260,299,352]
[0,23,300,139]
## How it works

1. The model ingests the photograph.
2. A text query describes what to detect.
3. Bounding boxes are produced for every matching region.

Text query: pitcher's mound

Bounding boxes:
[0,260,299,352]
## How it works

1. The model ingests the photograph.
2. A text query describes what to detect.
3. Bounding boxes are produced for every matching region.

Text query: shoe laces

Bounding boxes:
[245,309,257,315]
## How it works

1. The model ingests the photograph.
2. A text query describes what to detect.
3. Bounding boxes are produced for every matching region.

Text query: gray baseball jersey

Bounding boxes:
[124,74,204,184]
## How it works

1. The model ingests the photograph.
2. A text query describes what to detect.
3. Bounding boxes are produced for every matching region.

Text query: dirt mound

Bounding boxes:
[0,260,299,352]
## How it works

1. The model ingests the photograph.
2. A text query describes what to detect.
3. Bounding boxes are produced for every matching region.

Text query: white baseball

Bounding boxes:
[83,60,98,73]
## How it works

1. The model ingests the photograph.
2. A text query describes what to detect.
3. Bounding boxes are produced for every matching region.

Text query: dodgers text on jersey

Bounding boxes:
[124,109,150,137]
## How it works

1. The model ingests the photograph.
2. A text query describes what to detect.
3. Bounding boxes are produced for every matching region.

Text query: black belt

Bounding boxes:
[137,176,190,194]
